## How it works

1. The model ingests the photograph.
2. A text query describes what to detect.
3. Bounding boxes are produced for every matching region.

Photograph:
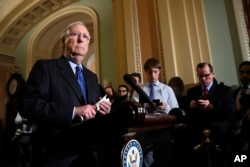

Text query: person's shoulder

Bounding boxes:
[186,84,200,95]
[32,58,57,70]
[158,82,171,89]
[187,84,200,91]
[214,82,234,94]
[35,58,53,64]
[215,82,232,90]
[141,82,150,88]
[233,86,241,92]
[34,57,59,65]
[83,66,97,75]
[158,81,166,86]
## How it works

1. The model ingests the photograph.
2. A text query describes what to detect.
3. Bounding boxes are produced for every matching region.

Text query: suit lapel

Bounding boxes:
[57,56,84,103]
[82,67,92,103]
[208,83,216,99]
[208,83,218,99]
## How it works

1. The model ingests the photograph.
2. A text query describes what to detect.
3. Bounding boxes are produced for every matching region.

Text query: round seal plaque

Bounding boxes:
[121,139,143,167]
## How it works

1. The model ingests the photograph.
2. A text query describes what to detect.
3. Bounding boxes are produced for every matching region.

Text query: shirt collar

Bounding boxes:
[203,81,213,90]
[68,61,82,71]
[147,81,160,87]
[242,84,250,89]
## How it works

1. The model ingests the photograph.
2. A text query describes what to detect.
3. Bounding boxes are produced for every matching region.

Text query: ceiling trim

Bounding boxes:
[0,0,79,56]
[26,5,99,75]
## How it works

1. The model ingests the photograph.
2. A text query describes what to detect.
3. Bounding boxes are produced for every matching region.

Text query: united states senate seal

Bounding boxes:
[121,139,143,167]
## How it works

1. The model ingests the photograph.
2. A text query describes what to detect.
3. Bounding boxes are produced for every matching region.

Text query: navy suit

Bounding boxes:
[21,56,101,167]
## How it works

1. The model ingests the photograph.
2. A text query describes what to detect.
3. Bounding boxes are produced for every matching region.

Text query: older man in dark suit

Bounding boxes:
[20,21,111,167]
[185,62,235,167]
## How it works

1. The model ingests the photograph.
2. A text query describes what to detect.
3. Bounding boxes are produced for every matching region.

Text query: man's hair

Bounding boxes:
[168,76,184,92]
[118,84,129,92]
[61,21,87,41]
[130,72,141,82]
[60,21,89,54]
[196,62,213,72]
[239,61,250,70]
[144,58,161,71]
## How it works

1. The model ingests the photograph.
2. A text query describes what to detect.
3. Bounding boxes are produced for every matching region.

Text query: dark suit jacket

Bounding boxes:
[186,81,235,146]
[232,87,244,121]
[20,56,101,166]
[232,86,250,138]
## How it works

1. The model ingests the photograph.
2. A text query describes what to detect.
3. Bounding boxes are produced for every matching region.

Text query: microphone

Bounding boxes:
[123,73,157,111]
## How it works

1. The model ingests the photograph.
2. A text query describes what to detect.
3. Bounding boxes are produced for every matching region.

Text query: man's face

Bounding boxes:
[132,76,141,86]
[145,67,160,83]
[239,65,250,86]
[105,87,113,97]
[63,24,90,64]
[197,64,214,86]
[118,86,128,96]
[128,76,141,93]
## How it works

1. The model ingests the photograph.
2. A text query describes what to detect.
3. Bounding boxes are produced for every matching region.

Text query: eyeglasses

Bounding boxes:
[118,90,127,93]
[239,70,250,75]
[67,32,91,42]
[197,73,212,78]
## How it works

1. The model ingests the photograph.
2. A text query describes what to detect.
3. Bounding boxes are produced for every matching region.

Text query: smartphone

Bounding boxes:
[193,96,202,102]
[153,99,162,106]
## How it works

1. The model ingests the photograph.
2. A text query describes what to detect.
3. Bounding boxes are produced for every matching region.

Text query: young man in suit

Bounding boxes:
[186,62,235,167]
[20,21,111,167]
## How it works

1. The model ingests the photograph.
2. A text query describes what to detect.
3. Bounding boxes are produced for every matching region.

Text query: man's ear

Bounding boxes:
[61,36,65,44]
[60,36,66,50]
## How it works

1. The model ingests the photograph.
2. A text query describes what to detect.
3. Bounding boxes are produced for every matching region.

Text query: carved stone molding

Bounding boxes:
[131,0,142,75]
[0,0,78,53]
[154,0,166,83]
[233,0,250,60]
[0,54,15,64]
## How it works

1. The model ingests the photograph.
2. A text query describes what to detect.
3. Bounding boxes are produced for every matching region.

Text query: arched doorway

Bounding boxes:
[27,5,99,78]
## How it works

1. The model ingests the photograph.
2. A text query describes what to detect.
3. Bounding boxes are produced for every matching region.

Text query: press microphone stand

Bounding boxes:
[193,129,222,167]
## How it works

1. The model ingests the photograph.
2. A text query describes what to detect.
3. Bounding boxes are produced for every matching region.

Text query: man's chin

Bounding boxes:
[71,53,85,57]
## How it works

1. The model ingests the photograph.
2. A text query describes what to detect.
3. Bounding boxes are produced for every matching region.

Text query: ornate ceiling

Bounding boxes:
[0,0,81,55]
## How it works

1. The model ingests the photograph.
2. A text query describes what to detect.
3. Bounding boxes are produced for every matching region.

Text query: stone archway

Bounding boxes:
[27,5,99,77]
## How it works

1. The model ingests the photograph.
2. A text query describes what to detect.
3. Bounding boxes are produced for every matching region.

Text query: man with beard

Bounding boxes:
[230,61,250,166]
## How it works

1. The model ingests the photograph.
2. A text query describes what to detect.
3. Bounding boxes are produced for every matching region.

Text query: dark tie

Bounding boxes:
[75,65,87,102]
[203,86,209,100]
[150,83,155,100]
[241,86,247,95]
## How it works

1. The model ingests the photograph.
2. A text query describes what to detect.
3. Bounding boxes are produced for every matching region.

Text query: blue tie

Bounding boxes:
[76,65,87,102]
[150,83,155,100]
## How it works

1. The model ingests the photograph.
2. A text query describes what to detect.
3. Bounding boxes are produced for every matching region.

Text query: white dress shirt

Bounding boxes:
[132,81,179,114]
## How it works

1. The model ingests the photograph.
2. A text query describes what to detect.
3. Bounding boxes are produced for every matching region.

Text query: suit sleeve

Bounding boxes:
[20,60,74,128]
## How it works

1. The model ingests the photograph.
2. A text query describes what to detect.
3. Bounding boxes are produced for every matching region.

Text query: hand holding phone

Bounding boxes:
[193,96,202,102]
[153,99,162,106]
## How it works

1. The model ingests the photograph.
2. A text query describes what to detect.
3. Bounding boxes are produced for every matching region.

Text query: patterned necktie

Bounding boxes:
[150,83,155,100]
[203,86,209,100]
[76,65,87,102]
